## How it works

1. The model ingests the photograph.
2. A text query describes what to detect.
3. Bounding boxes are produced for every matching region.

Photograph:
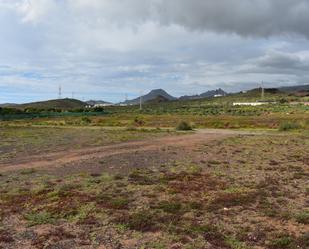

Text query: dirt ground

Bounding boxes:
[0,129,256,174]
[0,128,308,249]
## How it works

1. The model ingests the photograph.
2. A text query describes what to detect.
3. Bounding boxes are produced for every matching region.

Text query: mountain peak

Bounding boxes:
[121,89,176,105]
[149,89,167,94]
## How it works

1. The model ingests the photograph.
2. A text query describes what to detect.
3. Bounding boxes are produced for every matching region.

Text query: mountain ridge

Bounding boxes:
[179,88,227,100]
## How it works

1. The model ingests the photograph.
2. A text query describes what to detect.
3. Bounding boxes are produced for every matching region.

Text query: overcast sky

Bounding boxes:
[1,0,309,103]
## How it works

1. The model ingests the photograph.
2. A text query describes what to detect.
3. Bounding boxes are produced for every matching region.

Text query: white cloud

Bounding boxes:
[16,0,57,23]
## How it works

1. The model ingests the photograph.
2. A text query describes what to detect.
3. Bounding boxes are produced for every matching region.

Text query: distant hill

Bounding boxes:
[244,85,309,96]
[246,87,282,95]
[278,84,309,93]
[0,103,16,108]
[10,98,87,110]
[121,89,176,105]
[86,100,112,106]
[179,88,227,100]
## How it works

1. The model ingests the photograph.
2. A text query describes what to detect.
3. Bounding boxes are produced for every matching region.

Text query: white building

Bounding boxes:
[93,103,113,107]
[233,102,268,106]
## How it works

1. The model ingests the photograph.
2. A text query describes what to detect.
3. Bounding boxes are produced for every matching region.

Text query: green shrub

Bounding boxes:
[128,169,156,185]
[125,125,137,131]
[110,198,130,209]
[279,122,302,131]
[295,211,309,224]
[269,235,294,248]
[158,201,182,214]
[176,121,193,131]
[134,116,145,126]
[126,211,158,232]
[20,168,37,175]
[81,116,91,124]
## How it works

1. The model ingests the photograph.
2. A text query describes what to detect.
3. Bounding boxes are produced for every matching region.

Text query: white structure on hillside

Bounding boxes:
[93,103,113,107]
[233,102,268,106]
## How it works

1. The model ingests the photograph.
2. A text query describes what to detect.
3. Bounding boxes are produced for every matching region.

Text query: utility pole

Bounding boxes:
[139,91,143,111]
[72,91,74,99]
[58,85,62,99]
[261,81,265,101]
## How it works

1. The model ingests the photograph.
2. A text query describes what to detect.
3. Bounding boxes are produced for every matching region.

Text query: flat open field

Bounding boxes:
[0,125,308,249]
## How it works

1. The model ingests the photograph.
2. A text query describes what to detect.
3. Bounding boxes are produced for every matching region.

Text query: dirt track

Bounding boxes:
[0,129,262,173]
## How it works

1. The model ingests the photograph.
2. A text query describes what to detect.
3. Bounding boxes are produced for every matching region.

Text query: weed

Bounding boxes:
[0,230,14,243]
[188,201,203,210]
[297,233,309,248]
[126,125,137,131]
[186,164,202,175]
[207,191,256,211]
[57,183,80,197]
[24,211,55,226]
[97,192,130,210]
[208,160,222,165]
[145,241,167,249]
[225,236,248,249]
[72,203,96,221]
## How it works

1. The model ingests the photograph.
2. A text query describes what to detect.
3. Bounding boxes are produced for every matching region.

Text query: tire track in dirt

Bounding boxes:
[0,129,262,173]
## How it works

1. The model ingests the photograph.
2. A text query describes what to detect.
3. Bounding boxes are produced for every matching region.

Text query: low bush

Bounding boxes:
[125,210,158,232]
[176,121,193,131]
[279,122,302,131]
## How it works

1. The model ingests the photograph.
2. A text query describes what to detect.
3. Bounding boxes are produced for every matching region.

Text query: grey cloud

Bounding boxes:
[239,50,309,76]
[76,0,309,38]
[14,0,309,39]
[154,0,309,38]
[258,52,301,68]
